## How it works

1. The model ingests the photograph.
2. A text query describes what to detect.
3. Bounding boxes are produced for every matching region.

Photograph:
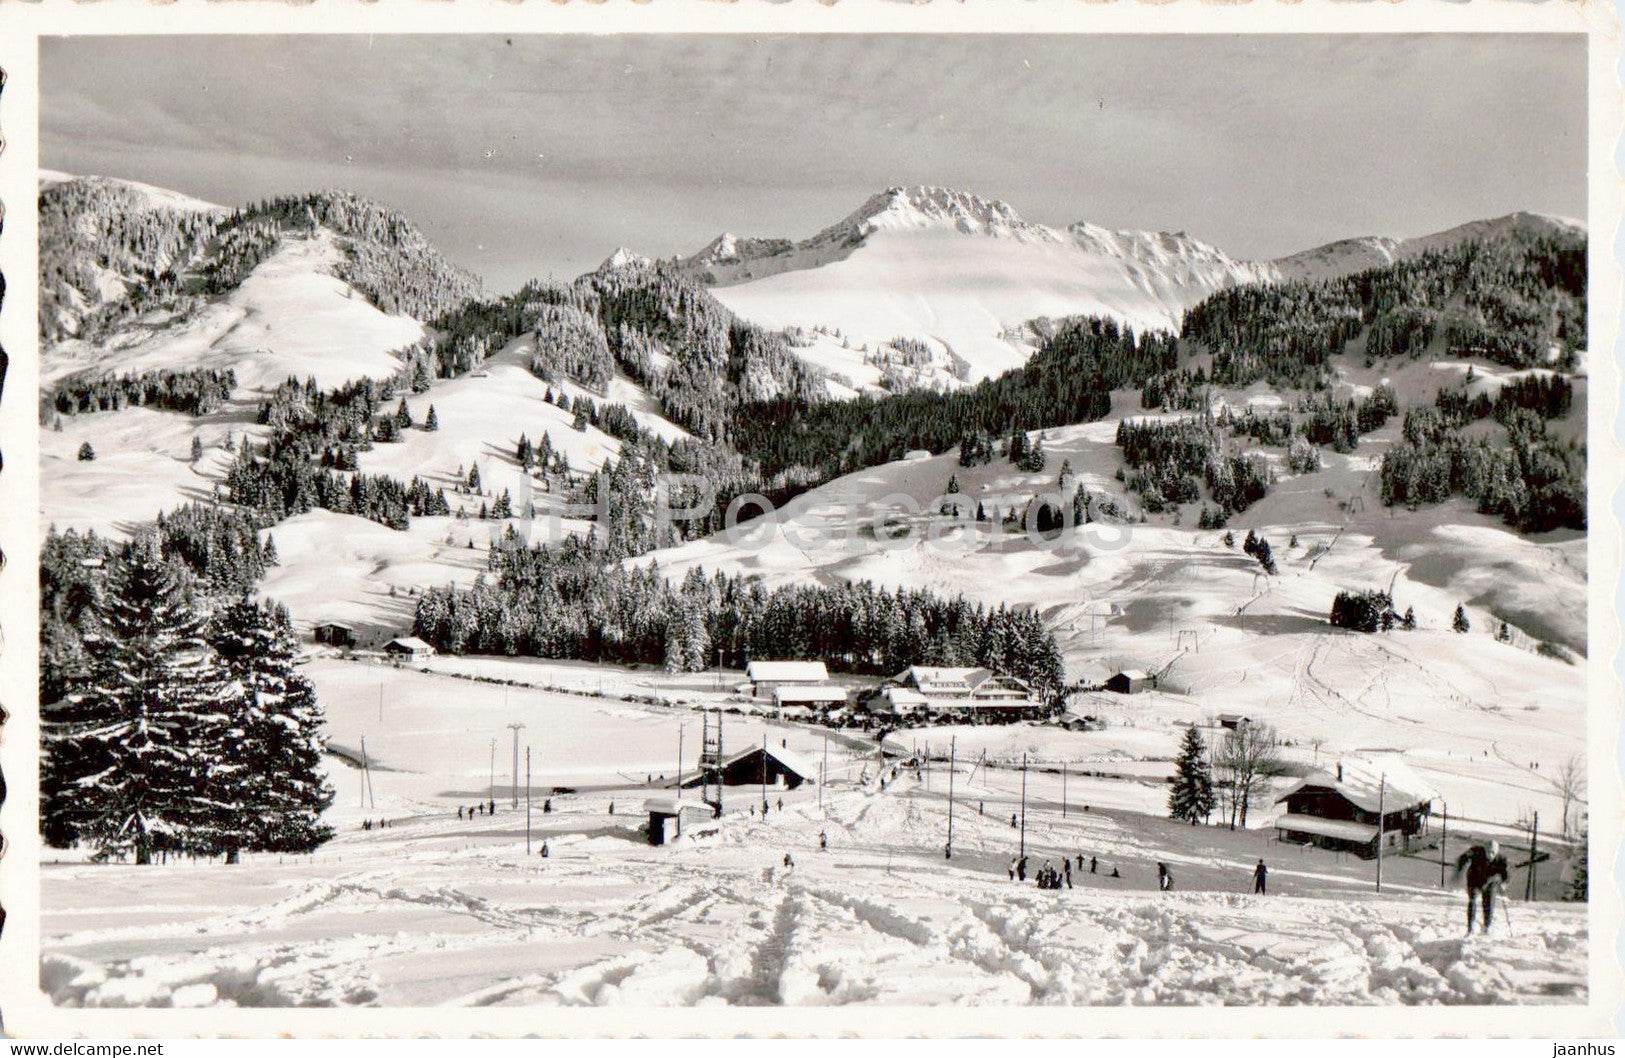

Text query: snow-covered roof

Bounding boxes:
[1113,669,1151,681]
[386,636,434,652]
[1274,813,1378,844]
[896,666,992,689]
[746,660,830,683]
[644,797,714,817]
[721,743,820,781]
[315,621,355,631]
[1277,756,1437,814]
[773,684,850,704]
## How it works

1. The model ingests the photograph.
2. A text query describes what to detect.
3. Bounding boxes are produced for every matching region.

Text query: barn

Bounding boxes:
[772,683,850,717]
[743,660,831,700]
[313,621,356,649]
[682,744,819,791]
[1274,758,1436,858]
[1105,669,1153,695]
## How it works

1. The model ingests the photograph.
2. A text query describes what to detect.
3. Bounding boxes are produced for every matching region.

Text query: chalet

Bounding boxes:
[858,686,933,719]
[313,621,357,649]
[743,660,830,701]
[1105,669,1153,695]
[682,744,819,791]
[1218,713,1251,731]
[384,636,436,662]
[1274,758,1436,859]
[644,797,715,846]
[869,667,1039,722]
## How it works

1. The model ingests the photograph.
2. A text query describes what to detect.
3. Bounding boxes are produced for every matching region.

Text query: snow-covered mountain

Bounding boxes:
[41,173,480,392]
[668,186,1583,384]
[1269,211,1584,283]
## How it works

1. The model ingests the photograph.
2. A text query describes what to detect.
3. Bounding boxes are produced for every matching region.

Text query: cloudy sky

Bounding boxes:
[42,34,1586,294]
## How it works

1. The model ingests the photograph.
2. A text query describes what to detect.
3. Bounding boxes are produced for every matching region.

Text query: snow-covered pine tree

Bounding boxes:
[425,405,440,431]
[1168,724,1215,825]
[210,598,336,856]
[43,537,231,863]
[1452,603,1471,634]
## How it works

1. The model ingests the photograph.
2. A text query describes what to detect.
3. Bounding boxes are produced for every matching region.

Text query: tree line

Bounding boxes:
[412,538,1065,699]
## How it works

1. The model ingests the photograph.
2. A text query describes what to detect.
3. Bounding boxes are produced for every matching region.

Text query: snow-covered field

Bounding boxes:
[36,659,1588,1008]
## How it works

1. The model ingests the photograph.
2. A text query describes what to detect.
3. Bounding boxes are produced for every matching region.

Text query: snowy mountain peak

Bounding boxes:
[597,246,654,273]
[840,185,1047,240]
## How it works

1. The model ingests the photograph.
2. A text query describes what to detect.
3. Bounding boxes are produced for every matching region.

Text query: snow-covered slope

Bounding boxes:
[676,188,1584,385]
[44,230,428,393]
[685,187,1274,382]
[1269,212,1584,283]
[40,657,1588,1008]
[39,168,226,215]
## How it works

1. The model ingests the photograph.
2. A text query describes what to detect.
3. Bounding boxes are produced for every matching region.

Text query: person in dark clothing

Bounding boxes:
[1253,859,1268,895]
[819,830,828,851]
[1011,813,1018,829]
[1075,853,1083,871]
[1017,855,1028,882]
[543,798,553,814]
[539,841,550,858]
[1456,841,1511,934]
[608,801,615,816]
[457,806,464,820]
[1064,858,1073,889]
[487,799,495,815]
[1090,856,1098,874]
[1157,863,1172,892]
[1109,866,1120,878]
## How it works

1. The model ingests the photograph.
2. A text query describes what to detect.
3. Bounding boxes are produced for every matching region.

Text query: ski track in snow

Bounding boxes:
[42,790,1587,1008]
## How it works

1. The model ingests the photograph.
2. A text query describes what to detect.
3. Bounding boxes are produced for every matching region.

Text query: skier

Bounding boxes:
[1109,866,1121,878]
[487,799,494,815]
[1455,841,1511,934]
[1254,859,1268,895]
[1075,852,1083,871]
[457,806,464,820]
[1157,863,1172,892]
[1011,813,1019,829]
[539,840,550,858]
[1064,858,1073,889]
[819,829,828,851]
[1017,855,1028,882]
[777,797,784,813]
[543,798,553,814]
[783,852,795,869]
[608,801,614,816]
[1090,856,1098,875]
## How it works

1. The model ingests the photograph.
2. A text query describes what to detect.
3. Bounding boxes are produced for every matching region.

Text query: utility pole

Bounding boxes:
[507,722,525,810]
[820,733,829,813]
[525,746,533,855]
[360,735,376,810]
[1062,762,1068,819]
[946,736,957,859]
[1526,811,1540,901]
[489,739,497,804]
[760,734,768,813]
[676,724,684,791]
[1019,752,1028,861]
[1438,801,1449,887]
[1375,773,1386,894]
